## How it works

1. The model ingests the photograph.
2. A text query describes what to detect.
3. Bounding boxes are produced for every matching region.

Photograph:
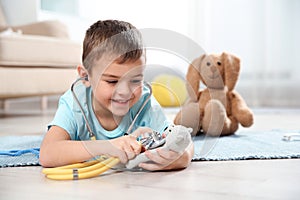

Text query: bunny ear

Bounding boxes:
[222,52,240,91]
[186,55,205,101]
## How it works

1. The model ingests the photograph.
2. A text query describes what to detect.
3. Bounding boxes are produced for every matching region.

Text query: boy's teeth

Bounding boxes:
[114,99,127,103]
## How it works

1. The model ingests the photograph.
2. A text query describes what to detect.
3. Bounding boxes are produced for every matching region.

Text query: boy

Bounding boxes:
[39,20,194,171]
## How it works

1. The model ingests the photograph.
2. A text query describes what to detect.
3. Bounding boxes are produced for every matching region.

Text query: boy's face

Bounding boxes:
[90,57,145,117]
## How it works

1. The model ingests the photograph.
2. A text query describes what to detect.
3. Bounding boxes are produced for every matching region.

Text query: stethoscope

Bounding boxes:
[42,77,153,180]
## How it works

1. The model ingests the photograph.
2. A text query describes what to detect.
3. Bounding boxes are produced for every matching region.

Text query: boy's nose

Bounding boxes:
[115,81,132,96]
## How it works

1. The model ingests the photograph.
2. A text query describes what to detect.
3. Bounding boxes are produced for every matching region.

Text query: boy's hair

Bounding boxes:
[82,20,144,74]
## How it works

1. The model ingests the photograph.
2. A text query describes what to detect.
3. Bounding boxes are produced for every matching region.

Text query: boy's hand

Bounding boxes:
[108,127,152,163]
[138,148,182,171]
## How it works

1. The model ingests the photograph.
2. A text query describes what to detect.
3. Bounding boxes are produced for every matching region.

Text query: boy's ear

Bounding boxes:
[77,65,90,87]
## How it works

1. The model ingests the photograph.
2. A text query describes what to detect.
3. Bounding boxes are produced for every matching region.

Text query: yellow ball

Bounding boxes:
[151,74,187,107]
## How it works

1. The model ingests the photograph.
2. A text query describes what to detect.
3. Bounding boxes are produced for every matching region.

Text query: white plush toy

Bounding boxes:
[126,124,193,169]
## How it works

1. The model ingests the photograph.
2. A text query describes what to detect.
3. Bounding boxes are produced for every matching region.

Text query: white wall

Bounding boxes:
[78,0,191,37]
[0,0,39,25]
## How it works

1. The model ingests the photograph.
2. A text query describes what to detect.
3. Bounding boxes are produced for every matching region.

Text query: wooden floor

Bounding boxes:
[0,98,300,200]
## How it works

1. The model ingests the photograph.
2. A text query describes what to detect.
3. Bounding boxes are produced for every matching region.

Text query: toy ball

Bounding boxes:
[151,74,187,107]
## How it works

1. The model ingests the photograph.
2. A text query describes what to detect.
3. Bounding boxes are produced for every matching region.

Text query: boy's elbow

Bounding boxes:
[39,159,49,168]
[39,148,55,168]
[39,152,50,168]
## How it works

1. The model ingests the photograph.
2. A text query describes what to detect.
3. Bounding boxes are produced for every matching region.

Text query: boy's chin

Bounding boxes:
[110,108,130,117]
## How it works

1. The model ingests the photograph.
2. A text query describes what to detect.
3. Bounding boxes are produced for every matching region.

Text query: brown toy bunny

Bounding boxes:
[174,52,254,136]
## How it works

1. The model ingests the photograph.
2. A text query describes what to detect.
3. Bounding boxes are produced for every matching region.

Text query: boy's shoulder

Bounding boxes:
[59,89,73,103]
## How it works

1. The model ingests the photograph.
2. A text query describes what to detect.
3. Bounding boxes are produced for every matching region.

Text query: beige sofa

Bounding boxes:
[0,4,81,109]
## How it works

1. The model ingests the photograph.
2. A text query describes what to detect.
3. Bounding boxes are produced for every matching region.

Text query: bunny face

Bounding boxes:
[199,54,225,89]
[186,52,241,100]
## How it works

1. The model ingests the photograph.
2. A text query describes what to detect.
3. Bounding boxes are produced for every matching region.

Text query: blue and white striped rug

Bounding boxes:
[0,135,42,167]
[0,129,300,167]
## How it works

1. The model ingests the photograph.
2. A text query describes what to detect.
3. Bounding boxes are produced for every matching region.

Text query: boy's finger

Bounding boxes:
[123,144,136,160]
[117,151,128,164]
[156,149,181,160]
[138,162,162,171]
[125,151,135,161]
[125,135,142,154]
[130,140,142,155]
[144,150,168,165]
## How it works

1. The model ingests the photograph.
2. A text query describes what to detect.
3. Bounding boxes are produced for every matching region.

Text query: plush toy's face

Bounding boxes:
[200,55,225,89]
[164,124,192,153]
[186,52,240,100]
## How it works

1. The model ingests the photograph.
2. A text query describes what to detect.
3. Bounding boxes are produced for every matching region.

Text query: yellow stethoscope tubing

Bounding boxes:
[47,159,100,170]
[42,159,107,175]
[44,157,120,180]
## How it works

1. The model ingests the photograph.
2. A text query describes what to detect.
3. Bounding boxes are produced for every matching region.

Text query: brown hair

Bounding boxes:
[82,20,144,74]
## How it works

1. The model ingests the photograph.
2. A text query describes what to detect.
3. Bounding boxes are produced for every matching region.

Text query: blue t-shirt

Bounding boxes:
[48,82,171,141]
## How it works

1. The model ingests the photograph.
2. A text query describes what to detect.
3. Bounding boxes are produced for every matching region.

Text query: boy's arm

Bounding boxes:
[39,126,144,167]
[39,126,111,167]
[40,126,88,167]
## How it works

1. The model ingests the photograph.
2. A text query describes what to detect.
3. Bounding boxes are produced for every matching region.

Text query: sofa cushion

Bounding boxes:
[0,67,77,98]
[7,20,70,38]
[0,34,82,68]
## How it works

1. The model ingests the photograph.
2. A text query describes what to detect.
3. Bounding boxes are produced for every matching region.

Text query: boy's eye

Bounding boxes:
[105,79,143,85]
[106,80,118,84]
[131,79,143,84]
